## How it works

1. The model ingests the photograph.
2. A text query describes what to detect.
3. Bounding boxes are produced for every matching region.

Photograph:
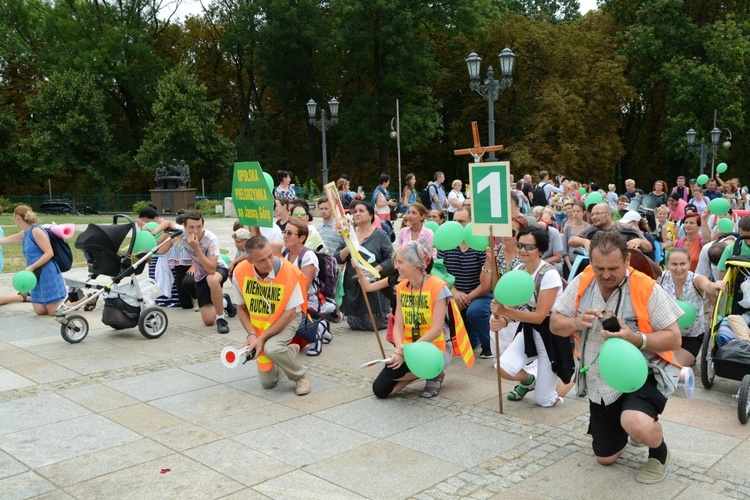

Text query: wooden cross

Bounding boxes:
[453,122,504,163]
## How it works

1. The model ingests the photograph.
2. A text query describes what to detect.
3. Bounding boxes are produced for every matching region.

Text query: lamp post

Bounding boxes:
[686,109,732,178]
[390,99,402,197]
[465,47,515,161]
[307,98,339,186]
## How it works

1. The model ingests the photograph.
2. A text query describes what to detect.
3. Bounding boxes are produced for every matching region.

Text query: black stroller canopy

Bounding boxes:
[75,223,132,253]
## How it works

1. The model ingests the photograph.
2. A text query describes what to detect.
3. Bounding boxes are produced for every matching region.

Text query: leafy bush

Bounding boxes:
[132,200,152,215]
[301,178,321,199]
[195,199,223,217]
[0,198,21,214]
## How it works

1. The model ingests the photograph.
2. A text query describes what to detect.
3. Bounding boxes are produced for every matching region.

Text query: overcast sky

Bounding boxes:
[170,0,599,21]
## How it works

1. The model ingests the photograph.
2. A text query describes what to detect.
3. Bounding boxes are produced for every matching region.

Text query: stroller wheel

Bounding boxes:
[738,375,750,425]
[138,307,168,339]
[700,330,715,388]
[60,315,89,343]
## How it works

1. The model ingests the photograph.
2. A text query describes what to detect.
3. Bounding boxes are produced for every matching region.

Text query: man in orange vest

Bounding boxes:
[550,231,682,485]
[235,235,311,396]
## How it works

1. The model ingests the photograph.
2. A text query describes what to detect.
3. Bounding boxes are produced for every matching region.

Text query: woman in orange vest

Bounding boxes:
[372,242,454,398]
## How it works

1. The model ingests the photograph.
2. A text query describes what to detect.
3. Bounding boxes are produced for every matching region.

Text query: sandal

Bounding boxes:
[421,372,445,398]
[83,293,99,312]
[507,374,536,401]
[307,332,323,356]
[18,292,30,302]
[319,320,333,344]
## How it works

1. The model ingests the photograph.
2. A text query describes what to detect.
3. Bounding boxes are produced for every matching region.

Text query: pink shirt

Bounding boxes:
[668,199,687,221]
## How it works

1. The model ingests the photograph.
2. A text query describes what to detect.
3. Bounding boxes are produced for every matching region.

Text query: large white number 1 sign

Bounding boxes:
[476,171,503,218]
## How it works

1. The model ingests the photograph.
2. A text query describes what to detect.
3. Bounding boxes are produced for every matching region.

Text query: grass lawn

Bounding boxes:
[1,214,133,274]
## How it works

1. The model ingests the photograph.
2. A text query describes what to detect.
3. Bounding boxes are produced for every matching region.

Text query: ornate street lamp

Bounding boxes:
[307,98,339,186]
[466,48,515,161]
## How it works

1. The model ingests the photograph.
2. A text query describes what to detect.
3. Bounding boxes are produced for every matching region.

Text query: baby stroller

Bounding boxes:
[55,214,183,344]
[701,235,750,423]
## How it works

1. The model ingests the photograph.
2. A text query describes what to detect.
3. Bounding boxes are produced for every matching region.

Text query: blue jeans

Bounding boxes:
[555,213,567,229]
[464,293,493,351]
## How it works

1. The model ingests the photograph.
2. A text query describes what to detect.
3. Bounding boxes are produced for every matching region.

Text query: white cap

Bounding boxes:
[621,211,641,224]
[233,228,252,239]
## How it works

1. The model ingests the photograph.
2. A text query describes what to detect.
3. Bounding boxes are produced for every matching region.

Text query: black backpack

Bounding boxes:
[284,247,340,301]
[44,228,73,272]
[532,182,548,207]
[420,185,433,207]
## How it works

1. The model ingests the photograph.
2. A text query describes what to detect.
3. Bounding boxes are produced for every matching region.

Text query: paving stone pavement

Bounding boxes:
[1,217,749,499]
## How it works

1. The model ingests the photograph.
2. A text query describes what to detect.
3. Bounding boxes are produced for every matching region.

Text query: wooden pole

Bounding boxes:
[354,264,387,359]
[489,226,503,414]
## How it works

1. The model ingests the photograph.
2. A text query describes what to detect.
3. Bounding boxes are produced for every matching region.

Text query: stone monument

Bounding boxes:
[151,157,197,213]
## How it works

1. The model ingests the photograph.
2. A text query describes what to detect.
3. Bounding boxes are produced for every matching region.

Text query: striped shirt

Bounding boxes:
[437,246,484,294]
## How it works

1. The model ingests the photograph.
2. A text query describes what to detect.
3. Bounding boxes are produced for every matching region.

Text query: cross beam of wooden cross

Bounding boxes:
[453,122,504,163]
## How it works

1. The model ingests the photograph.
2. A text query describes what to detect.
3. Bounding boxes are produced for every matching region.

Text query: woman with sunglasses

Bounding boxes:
[289,200,327,253]
[489,226,573,406]
[372,241,453,398]
[283,219,331,356]
[334,201,393,330]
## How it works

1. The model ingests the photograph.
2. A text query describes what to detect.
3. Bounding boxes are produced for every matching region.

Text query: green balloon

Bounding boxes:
[221,253,231,265]
[263,172,274,193]
[133,230,157,253]
[675,299,697,329]
[696,174,709,186]
[403,341,444,379]
[598,338,648,393]
[494,269,535,307]
[433,221,464,251]
[708,197,730,216]
[424,220,439,233]
[463,223,490,252]
[717,162,728,174]
[12,270,37,293]
[143,221,163,239]
[717,218,735,234]
[585,192,603,207]
[579,187,586,195]
[430,258,455,289]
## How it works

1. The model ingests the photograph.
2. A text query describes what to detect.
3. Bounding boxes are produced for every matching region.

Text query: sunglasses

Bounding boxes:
[516,242,538,251]
[283,230,298,236]
[292,211,307,217]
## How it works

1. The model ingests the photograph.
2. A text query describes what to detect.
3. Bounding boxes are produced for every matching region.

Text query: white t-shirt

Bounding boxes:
[292,249,320,311]
[447,190,465,213]
[521,261,563,310]
[260,225,283,244]
[184,229,227,282]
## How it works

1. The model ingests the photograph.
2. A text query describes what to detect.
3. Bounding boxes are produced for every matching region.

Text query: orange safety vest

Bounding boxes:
[574,266,680,367]
[448,299,475,368]
[234,256,307,371]
[396,275,448,351]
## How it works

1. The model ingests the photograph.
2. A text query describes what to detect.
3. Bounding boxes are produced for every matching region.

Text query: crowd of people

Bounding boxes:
[3,166,747,485]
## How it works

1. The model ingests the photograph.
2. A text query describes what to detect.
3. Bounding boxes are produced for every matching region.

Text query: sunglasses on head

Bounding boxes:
[516,242,538,251]
[284,230,298,236]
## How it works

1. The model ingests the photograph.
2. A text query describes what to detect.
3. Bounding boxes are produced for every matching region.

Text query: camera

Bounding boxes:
[601,314,620,333]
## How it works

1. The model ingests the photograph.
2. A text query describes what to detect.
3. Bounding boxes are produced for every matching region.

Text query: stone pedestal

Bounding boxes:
[150,189,197,214]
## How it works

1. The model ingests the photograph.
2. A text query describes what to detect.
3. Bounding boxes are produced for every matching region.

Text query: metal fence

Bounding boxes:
[3,193,232,213]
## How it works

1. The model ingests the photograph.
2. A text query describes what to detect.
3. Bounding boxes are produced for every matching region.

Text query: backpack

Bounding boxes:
[420,185,432,207]
[532,262,567,303]
[43,227,73,272]
[285,247,340,301]
[532,182,548,207]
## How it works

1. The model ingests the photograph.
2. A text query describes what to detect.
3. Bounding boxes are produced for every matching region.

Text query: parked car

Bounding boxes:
[37,200,99,215]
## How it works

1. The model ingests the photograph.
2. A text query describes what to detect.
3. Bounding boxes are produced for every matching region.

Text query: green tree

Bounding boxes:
[23,71,114,211]
[136,66,235,190]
